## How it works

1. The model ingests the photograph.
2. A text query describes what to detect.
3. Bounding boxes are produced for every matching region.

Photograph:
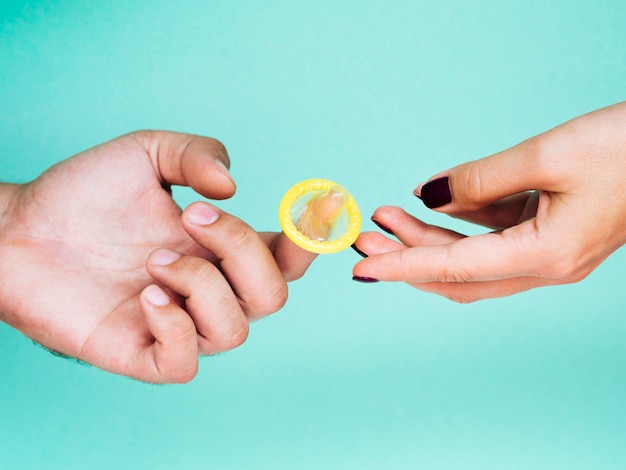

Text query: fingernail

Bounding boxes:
[351,244,368,258]
[150,248,181,266]
[412,189,422,200]
[420,176,451,209]
[187,202,220,225]
[371,218,394,235]
[144,285,171,306]
[214,158,234,182]
[352,276,379,283]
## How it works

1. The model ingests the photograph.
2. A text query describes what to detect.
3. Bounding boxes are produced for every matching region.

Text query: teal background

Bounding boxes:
[1,1,626,468]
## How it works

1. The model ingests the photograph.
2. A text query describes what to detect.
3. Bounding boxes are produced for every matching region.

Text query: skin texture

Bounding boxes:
[0,131,316,383]
[353,101,626,303]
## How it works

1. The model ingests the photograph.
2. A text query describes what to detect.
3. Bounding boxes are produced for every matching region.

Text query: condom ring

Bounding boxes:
[278,178,362,254]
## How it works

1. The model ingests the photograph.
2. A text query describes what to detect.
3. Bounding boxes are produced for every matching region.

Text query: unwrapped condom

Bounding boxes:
[278,178,361,254]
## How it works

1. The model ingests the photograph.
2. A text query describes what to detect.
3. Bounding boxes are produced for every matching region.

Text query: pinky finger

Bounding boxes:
[133,285,199,384]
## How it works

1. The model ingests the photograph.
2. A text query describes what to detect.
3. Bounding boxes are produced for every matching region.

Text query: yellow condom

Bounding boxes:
[278,178,361,254]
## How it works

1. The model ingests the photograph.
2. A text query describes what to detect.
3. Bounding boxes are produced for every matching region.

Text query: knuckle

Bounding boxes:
[437,267,472,283]
[524,134,562,181]
[283,267,306,282]
[458,165,485,208]
[182,258,219,288]
[268,282,289,312]
[170,364,199,384]
[168,317,196,345]
[250,281,289,316]
[154,356,198,384]
[240,281,288,318]
[210,319,249,353]
[435,246,473,283]
[126,130,159,153]
[228,322,250,349]
[430,282,482,304]
[224,220,256,249]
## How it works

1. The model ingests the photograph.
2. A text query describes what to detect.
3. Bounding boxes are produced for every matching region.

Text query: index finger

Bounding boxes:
[353,221,545,283]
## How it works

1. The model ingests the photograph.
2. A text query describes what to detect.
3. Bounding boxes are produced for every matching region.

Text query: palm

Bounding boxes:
[2,131,318,382]
[8,137,206,372]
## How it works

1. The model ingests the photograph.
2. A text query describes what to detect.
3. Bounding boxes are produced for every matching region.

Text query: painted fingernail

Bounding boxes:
[187,202,220,225]
[352,276,379,283]
[143,284,171,306]
[351,244,368,258]
[420,176,451,209]
[150,248,182,266]
[371,218,393,235]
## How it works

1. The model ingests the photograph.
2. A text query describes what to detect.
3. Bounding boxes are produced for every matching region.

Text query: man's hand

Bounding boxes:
[0,131,316,382]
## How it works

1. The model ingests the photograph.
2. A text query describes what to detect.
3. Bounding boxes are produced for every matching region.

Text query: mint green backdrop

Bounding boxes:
[1,1,625,468]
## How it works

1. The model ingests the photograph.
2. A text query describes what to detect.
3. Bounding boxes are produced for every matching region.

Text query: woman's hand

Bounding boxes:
[353,101,626,303]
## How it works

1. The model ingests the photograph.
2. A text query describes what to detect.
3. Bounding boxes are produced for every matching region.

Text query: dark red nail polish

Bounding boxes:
[421,176,451,209]
[352,276,379,283]
[351,244,368,258]
[371,218,393,235]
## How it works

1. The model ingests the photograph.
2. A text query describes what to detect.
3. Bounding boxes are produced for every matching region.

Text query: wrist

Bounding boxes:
[0,180,19,203]
[0,183,22,323]
[0,183,20,232]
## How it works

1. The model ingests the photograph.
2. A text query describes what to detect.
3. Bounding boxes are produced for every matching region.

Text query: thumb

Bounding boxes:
[415,137,547,213]
[131,130,237,200]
